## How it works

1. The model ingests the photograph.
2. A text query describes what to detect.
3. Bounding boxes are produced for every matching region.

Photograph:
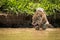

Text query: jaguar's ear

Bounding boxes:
[36,8,44,12]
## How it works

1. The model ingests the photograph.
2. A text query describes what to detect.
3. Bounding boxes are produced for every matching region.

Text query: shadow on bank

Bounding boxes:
[0,13,32,28]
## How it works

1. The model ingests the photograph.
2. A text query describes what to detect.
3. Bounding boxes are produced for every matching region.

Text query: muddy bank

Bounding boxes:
[0,12,60,28]
[0,13,32,28]
[47,15,60,28]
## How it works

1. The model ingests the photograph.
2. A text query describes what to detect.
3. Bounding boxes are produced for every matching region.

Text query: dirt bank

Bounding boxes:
[0,13,32,28]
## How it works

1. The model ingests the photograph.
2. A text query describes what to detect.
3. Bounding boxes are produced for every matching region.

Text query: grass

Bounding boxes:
[0,28,60,40]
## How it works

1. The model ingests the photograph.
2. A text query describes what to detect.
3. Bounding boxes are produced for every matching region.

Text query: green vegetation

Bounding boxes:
[0,0,60,15]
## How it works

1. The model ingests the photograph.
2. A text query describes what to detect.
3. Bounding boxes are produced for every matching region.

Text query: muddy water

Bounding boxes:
[0,28,60,40]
